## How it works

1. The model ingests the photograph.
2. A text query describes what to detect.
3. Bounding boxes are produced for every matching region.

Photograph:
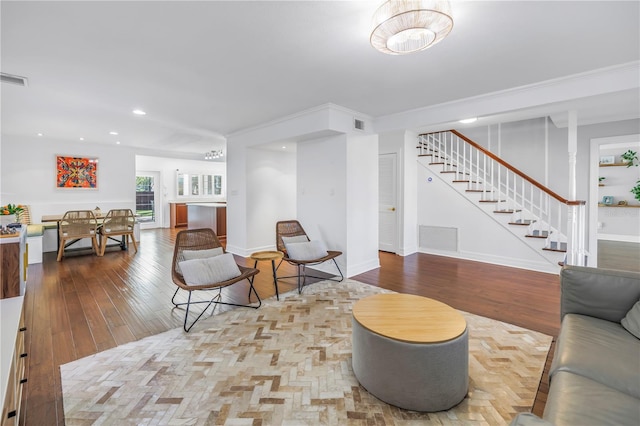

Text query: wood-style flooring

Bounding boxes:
[18,229,639,425]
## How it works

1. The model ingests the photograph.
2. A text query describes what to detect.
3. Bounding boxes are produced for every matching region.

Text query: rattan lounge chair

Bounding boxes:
[56,210,100,261]
[98,209,138,256]
[275,220,344,293]
[171,228,260,332]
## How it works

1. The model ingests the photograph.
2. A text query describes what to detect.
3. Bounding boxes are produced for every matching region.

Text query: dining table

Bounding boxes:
[41,211,130,253]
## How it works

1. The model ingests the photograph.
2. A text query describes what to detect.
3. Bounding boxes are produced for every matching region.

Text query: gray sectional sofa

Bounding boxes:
[512,265,640,426]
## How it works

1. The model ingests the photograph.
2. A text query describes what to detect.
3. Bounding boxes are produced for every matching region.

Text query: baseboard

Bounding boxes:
[417,248,561,275]
[597,234,640,243]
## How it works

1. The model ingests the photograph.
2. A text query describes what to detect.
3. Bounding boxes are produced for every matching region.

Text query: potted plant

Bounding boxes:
[0,203,24,226]
[621,149,638,167]
[631,180,640,203]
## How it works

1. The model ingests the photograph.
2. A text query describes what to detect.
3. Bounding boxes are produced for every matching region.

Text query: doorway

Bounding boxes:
[136,171,161,229]
[379,153,398,253]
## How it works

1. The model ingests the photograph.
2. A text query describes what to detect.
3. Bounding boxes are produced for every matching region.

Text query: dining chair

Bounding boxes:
[56,210,99,261]
[98,209,138,256]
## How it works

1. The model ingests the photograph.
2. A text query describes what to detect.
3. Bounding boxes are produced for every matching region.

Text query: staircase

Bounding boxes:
[418,130,587,268]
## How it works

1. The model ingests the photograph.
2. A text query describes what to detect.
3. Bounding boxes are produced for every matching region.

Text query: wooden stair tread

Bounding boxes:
[494,209,521,214]
[543,247,567,253]
[543,242,567,253]
[509,220,536,225]
[478,199,505,203]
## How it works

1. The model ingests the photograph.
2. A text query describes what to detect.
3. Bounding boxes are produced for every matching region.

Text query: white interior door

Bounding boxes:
[379,153,398,253]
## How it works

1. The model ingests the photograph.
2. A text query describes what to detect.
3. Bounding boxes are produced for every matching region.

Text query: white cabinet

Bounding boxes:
[1,297,26,426]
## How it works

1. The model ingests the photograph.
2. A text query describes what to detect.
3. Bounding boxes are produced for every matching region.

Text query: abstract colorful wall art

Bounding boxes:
[56,155,98,189]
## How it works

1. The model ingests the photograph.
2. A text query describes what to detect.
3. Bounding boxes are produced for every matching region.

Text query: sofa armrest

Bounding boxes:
[560,265,640,323]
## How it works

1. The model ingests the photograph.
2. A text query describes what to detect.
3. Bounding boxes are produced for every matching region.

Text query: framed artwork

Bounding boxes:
[602,195,614,205]
[599,155,615,165]
[56,155,98,189]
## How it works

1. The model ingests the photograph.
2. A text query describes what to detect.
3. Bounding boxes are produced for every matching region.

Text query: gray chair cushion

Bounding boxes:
[550,314,640,399]
[544,371,640,426]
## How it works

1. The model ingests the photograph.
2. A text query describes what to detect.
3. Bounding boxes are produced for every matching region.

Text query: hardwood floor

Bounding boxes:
[18,229,637,425]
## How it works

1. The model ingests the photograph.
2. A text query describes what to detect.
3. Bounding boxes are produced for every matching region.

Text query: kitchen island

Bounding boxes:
[186,202,226,238]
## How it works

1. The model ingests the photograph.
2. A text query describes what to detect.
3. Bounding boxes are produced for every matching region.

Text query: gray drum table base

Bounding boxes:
[351,294,469,412]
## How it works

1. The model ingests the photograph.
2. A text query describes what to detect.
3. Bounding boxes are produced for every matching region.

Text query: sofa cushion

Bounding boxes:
[560,266,640,322]
[544,371,640,426]
[550,313,640,399]
[621,300,640,339]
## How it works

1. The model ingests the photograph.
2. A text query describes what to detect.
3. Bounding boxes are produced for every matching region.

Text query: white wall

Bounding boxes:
[417,160,557,272]
[297,135,348,273]
[297,133,379,277]
[346,134,380,275]
[1,135,136,222]
[245,148,297,252]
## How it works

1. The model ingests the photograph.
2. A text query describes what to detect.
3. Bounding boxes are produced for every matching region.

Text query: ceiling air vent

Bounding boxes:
[354,118,365,131]
[1,72,28,87]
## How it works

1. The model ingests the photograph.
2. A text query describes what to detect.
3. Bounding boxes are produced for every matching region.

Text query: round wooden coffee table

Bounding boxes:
[352,293,468,412]
[249,250,284,300]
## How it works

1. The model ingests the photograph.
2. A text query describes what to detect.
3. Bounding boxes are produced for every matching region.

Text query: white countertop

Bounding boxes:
[186,202,227,207]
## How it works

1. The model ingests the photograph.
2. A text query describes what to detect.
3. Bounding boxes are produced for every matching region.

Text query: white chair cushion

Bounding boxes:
[177,247,224,275]
[178,253,241,285]
[282,235,308,244]
[284,240,328,261]
[183,247,224,260]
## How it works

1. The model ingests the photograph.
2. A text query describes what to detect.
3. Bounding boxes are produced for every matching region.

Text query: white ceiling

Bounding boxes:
[1,1,639,154]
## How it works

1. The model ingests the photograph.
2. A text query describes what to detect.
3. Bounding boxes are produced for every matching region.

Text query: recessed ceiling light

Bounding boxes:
[37,132,43,136]
[132,109,146,116]
[109,131,119,135]
[116,141,121,145]
[282,146,286,149]
[459,117,478,124]
[79,137,85,141]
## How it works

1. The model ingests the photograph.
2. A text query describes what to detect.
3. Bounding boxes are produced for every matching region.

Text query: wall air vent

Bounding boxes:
[1,72,28,87]
[354,118,365,131]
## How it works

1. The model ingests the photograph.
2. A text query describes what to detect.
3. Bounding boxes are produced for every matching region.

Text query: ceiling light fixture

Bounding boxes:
[204,149,224,160]
[79,137,85,141]
[370,0,454,55]
[109,131,118,135]
[132,109,146,116]
[459,117,478,124]
[37,132,43,136]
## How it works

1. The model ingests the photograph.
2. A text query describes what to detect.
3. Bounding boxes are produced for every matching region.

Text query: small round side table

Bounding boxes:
[249,250,284,300]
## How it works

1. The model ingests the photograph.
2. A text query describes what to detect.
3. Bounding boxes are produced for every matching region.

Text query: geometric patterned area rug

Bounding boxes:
[61,279,552,425]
